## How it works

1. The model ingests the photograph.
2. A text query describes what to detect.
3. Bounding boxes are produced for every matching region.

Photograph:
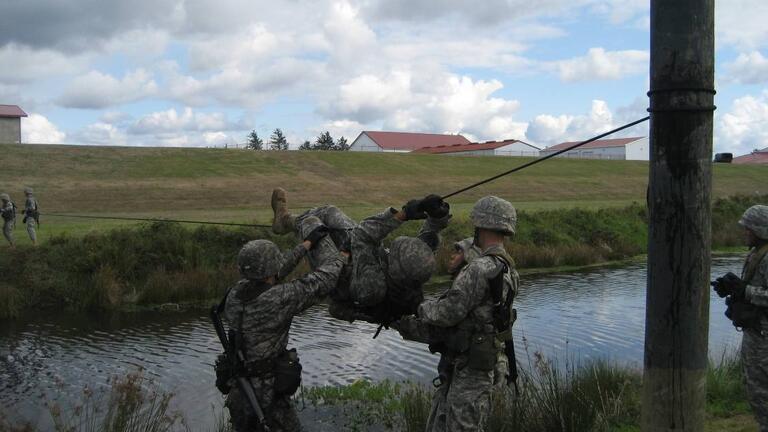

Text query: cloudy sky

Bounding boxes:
[1,0,767,154]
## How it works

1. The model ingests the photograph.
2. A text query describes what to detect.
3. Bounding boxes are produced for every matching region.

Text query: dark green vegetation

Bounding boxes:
[1,194,765,318]
[2,355,754,432]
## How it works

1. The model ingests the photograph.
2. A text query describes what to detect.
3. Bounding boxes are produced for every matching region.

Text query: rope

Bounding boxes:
[42,213,272,228]
[440,116,650,200]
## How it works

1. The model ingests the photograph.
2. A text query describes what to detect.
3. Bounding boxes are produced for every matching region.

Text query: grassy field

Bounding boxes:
[0,143,766,244]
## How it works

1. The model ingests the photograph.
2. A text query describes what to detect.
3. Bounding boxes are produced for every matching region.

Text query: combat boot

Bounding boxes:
[271,188,295,234]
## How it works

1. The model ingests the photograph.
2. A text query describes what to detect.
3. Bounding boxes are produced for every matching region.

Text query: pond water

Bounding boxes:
[0,256,746,429]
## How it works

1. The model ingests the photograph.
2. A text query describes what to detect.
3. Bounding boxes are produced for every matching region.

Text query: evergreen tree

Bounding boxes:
[269,128,289,151]
[299,140,312,150]
[246,130,263,150]
[335,136,349,151]
[314,131,335,150]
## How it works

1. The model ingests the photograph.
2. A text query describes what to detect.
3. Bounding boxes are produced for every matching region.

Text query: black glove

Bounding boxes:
[304,225,329,249]
[402,199,428,220]
[339,234,352,254]
[712,272,746,299]
[421,194,450,219]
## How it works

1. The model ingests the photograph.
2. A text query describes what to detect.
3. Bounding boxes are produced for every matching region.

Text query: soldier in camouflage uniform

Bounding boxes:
[0,193,16,248]
[271,188,450,325]
[222,223,349,432]
[393,196,519,432]
[713,205,768,431]
[22,187,39,246]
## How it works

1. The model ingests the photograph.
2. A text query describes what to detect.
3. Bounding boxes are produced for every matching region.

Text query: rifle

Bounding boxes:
[210,305,271,432]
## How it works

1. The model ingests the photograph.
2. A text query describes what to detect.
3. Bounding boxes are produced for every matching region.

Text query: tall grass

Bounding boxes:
[1,194,765,318]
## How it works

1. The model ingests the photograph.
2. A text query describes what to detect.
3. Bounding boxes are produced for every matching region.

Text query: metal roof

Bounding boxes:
[413,139,539,154]
[361,131,470,151]
[0,105,28,118]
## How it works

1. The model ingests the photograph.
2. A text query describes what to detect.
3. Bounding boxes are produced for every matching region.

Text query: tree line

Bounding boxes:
[246,129,350,151]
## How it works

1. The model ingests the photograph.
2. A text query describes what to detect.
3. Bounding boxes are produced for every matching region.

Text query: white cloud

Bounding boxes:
[717,0,768,50]
[723,51,768,84]
[717,91,768,155]
[127,107,242,134]
[553,48,649,82]
[21,114,66,144]
[0,43,89,84]
[74,122,128,146]
[527,100,618,146]
[57,69,158,109]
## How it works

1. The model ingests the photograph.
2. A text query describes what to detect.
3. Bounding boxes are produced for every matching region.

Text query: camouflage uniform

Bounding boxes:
[395,197,519,432]
[291,204,449,321]
[738,205,768,432]
[0,193,15,246]
[23,188,38,244]
[223,236,347,432]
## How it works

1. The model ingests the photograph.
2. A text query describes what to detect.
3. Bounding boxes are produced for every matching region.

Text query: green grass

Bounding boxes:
[0,143,765,246]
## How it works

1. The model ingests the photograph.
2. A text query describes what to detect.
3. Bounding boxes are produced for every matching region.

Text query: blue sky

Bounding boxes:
[1,0,766,155]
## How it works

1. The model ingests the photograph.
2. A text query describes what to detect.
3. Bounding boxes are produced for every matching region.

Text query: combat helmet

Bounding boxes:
[470,196,516,235]
[24,187,33,195]
[739,205,768,240]
[0,193,9,201]
[237,240,284,280]
[387,236,436,284]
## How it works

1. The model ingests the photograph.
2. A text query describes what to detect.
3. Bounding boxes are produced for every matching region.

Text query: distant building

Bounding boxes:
[540,136,648,161]
[349,131,470,152]
[0,105,27,144]
[733,147,768,164]
[413,139,540,157]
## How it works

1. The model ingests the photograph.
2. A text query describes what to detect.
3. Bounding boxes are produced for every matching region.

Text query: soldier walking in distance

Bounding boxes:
[270,187,450,327]
[219,220,348,432]
[22,187,39,246]
[394,196,519,432]
[713,205,768,431]
[0,193,16,248]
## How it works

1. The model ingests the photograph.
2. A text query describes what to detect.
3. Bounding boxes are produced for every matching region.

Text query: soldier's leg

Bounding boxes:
[742,331,768,432]
[426,380,450,432]
[267,397,303,432]
[443,364,494,432]
[225,389,260,432]
[3,221,14,247]
[26,219,37,245]
[297,216,337,269]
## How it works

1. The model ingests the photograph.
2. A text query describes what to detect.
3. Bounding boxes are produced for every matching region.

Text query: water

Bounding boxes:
[0,256,746,428]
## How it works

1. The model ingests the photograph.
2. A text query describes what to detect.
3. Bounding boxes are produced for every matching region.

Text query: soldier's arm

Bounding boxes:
[418,261,489,327]
[391,315,448,344]
[745,255,768,307]
[276,243,309,280]
[417,214,451,251]
[268,254,348,315]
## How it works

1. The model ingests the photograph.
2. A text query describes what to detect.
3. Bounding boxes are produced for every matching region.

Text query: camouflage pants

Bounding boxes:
[226,378,303,432]
[25,218,36,242]
[743,329,768,432]
[2,220,13,245]
[426,359,494,432]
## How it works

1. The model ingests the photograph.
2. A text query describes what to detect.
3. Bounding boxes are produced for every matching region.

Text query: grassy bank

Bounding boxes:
[1,354,756,432]
[1,194,764,318]
[0,143,766,245]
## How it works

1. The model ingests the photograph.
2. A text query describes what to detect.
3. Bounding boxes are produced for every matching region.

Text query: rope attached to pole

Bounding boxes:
[42,213,272,228]
[441,116,650,200]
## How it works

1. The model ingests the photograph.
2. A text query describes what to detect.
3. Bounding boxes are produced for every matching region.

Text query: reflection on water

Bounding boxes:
[0,256,746,428]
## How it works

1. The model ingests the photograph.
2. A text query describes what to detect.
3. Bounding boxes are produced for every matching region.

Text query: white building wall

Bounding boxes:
[541,146,626,159]
[444,149,496,156]
[494,142,540,157]
[624,138,649,161]
[349,133,381,152]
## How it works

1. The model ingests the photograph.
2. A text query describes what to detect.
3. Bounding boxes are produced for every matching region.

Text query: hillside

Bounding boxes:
[0,143,765,238]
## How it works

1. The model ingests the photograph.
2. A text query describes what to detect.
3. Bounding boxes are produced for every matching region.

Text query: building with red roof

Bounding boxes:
[733,148,768,164]
[541,136,648,161]
[349,131,471,152]
[0,104,28,144]
[413,139,540,157]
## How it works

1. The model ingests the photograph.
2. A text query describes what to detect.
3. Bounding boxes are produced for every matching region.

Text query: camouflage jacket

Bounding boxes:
[417,243,519,339]
[224,248,347,362]
[24,196,38,213]
[744,244,768,307]
[348,209,449,306]
[0,201,15,222]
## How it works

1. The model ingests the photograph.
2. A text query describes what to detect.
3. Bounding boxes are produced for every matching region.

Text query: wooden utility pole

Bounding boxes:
[642,1,715,431]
